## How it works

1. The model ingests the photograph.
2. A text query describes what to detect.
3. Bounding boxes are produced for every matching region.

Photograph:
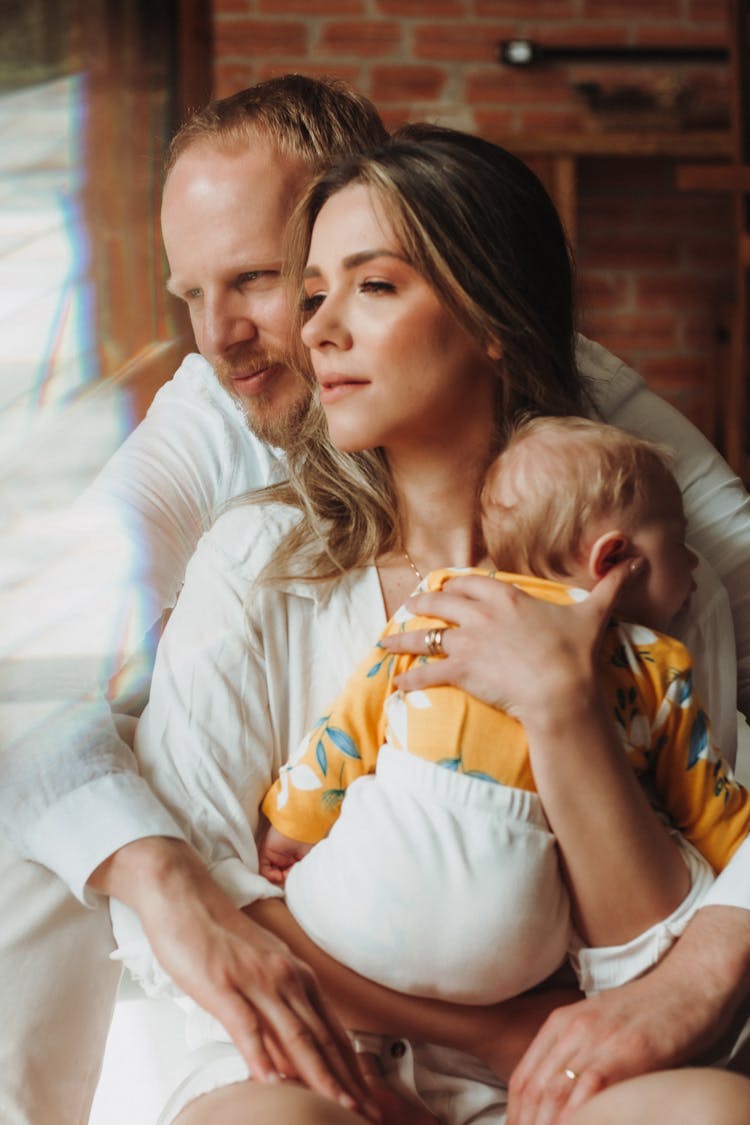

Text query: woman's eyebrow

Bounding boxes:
[303,249,405,280]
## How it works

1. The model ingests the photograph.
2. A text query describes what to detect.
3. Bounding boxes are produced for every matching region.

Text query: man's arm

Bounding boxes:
[0,355,276,898]
[507,905,750,1125]
[581,334,750,718]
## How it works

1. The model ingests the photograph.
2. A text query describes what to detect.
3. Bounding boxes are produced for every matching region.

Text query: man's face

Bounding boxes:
[161,140,312,445]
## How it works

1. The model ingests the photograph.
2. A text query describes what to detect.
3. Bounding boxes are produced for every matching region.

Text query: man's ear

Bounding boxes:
[588,531,631,580]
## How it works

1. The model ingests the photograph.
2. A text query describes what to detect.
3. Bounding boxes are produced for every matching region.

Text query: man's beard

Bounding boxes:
[215,347,312,449]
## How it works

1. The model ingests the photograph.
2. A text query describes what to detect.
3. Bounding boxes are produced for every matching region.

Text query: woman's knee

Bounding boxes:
[175,1079,364,1125]
[567,1068,750,1125]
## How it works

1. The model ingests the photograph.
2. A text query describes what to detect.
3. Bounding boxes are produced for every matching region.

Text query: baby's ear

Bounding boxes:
[588,531,631,581]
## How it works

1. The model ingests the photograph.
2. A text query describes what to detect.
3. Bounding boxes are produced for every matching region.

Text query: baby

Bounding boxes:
[259,416,750,1003]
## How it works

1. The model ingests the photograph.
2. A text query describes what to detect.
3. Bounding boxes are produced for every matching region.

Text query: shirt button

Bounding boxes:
[390,1040,407,1059]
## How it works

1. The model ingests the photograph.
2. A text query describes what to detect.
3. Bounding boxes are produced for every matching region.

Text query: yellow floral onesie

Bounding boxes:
[263,567,750,875]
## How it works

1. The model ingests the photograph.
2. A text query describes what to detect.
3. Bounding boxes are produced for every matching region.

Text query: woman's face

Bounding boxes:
[300,183,498,455]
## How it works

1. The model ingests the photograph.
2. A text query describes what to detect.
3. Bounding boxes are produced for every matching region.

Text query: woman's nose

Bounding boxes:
[301,295,352,351]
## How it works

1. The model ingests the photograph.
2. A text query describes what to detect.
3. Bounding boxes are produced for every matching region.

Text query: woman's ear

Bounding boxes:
[486,337,503,361]
[588,531,631,581]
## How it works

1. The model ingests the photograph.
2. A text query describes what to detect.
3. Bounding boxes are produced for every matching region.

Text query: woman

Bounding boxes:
[119,132,750,1123]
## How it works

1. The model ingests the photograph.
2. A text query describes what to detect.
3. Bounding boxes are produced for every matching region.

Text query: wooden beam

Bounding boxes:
[676,164,750,192]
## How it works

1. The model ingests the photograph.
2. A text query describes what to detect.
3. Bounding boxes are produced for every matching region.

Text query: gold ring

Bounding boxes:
[564,1068,578,1082]
[424,627,446,657]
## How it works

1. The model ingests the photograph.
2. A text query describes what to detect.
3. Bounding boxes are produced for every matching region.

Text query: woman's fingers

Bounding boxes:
[382,561,645,705]
[283,964,376,1109]
[228,947,376,1117]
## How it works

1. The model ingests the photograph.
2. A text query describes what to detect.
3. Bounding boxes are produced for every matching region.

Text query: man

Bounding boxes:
[0,75,748,1125]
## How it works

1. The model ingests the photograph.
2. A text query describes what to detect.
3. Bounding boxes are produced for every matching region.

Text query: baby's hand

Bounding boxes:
[258,825,313,885]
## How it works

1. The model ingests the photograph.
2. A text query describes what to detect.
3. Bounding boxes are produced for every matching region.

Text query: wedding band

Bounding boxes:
[563,1068,579,1082]
[424,627,446,658]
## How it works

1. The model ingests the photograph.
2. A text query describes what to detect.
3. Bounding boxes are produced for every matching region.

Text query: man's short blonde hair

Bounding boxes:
[165,74,388,176]
[481,415,679,578]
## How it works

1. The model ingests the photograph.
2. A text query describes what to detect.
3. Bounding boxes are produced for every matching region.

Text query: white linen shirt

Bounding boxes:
[0,354,282,901]
[3,336,750,906]
[114,500,749,998]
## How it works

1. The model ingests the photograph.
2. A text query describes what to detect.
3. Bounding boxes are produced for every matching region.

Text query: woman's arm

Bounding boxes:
[249,896,581,1082]
[384,561,690,946]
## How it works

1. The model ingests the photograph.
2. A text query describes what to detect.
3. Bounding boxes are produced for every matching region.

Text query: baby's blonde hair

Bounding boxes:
[481,415,679,578]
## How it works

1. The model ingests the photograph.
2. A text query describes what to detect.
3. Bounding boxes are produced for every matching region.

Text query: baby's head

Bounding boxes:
[480,416,698,631]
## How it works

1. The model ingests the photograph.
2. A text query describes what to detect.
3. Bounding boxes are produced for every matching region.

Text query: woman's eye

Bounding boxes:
[301,292,325,314]
[360,280,395,295]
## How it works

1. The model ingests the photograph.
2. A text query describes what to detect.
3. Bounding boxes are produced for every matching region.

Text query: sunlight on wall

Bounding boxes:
[0,75,131,580]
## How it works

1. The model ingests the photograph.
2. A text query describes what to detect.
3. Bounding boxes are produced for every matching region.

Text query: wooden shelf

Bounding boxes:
[492,130,732,159]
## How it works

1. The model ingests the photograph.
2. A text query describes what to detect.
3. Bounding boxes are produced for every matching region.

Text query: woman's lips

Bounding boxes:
[317,375,368,403]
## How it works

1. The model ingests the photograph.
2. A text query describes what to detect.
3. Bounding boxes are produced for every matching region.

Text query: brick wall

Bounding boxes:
[211,0,733,439]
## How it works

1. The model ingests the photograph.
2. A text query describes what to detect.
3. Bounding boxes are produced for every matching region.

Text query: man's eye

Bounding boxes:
[184,288,202,301]
[238,271,280,288]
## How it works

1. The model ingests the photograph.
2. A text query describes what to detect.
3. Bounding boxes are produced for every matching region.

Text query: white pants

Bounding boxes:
[157,1035,509,1125]
[0,841,120,1125]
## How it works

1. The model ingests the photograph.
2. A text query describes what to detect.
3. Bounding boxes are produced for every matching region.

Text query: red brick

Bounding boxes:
[582,0,681,16]
[577,273,633,312]
[318,20,402,56]
[584,312,679,354]
[472,108,518,136]
[474,0,576,15]
[638,280,724,312]
[371,65,447,103]
[214,19,309,57]
[256,62,364,87]
[379,106,419,130]
[259,0,365,11]
[376,0,467,13]
[465,67,575,105]
[689,0,730,24]
[683,317,720,350]
[580,234,680,271]
[214,62,259,97]
[517,107,590,132]
[637,356,710,384]
[532,23,631,48]
[414,23,511,62]
[637,25,728,47]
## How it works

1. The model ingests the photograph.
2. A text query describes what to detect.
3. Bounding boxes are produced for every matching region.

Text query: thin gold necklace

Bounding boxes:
[403,549,424,582]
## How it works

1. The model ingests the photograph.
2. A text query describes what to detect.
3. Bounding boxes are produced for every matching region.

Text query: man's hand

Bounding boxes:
[506,906,750,1125]
[90,837,377,1120]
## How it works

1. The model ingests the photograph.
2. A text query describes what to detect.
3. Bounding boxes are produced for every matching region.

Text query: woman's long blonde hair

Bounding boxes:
[259,128,589,585]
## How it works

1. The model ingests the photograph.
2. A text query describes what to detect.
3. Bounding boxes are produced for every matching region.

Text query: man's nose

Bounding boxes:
[200,294,257,356]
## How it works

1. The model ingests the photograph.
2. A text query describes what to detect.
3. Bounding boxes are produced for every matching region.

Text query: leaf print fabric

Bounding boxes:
[262,567,750,869]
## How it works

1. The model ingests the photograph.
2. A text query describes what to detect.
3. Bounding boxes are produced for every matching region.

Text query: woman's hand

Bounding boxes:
[91,837,378,1121]
[381,560,642,723]
[382,557,690,950]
